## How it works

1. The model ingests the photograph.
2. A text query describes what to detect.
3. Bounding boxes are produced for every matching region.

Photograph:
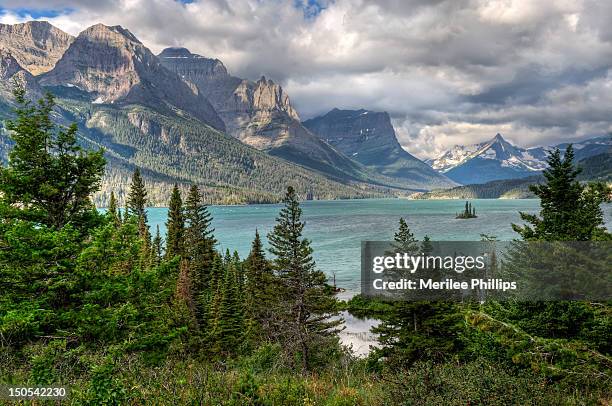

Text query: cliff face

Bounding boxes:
[0,21,74,75]
[40,25,225,130]
[303,109,458,188]
[158,47,298,140]
[0,50,42,99]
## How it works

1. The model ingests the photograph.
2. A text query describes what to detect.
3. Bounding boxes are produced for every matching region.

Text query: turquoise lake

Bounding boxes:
[146,198,612,295]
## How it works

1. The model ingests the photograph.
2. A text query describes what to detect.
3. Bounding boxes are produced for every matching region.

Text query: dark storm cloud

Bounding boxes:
[2,0,612,158]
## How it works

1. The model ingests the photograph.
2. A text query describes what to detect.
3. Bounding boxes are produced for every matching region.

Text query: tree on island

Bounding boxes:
[456,201,477,219]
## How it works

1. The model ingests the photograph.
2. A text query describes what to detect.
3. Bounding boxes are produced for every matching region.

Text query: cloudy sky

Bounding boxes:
[1,0,612,159]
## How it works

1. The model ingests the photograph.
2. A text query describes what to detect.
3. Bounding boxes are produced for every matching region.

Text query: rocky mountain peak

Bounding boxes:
[0,21,74,75]
[427,133,552,184]
[0,50,23,79]
[305,108,396,152]
[251,77,299,120]
[158,47,193,58]
[158,47,229,79]
[40,23,151,101]
[40,24,225,130]
[303,108,457,189]
[80,23,141,44]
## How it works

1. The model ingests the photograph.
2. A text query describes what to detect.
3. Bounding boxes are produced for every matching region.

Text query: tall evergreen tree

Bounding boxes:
[393,217,419,253]
[268,186,341,372]
[184,185,216,263]
[244,230,275,339]
[184,185,216,328]
[108,191,120,227]
[151,225,163,266]
[165,185,185,260]
[127,168,151,265]
[213,263,244,355]
[512,145,611,241]
[0,88,106,313]
[127,168,148,222]
[0,87,105,230]
[223,248,232,265]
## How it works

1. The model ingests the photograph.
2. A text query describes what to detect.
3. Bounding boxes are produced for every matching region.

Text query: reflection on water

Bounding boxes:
[337,311,380,357]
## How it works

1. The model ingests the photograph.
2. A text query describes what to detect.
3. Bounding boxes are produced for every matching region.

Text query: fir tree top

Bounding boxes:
[127,168,147,221]
[512,145,611,240]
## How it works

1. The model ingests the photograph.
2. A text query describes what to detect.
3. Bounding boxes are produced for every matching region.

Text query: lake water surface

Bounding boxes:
[147,198,611,294]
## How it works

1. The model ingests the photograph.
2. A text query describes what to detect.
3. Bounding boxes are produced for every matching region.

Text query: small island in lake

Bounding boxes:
[456,201,478,219]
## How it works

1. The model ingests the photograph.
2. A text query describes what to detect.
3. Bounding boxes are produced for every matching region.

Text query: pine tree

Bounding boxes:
[244,230,275,339]
[213,263,244,355]
[0,88,106,313]
[108,191,120,227]
[151,225,163,266]
[165,185,185,259]
[512,145,611,240]
[127,168,148,222]
[223,248,232,265]
[184,185,216,328]
[184,185,216,263]
[393,217,419,253]
[126,168,151,267]
[268,186,341,372]
[0,87,105,231]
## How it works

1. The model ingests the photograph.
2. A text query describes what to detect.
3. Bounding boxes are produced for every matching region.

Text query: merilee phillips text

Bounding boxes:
[372,278,517,291]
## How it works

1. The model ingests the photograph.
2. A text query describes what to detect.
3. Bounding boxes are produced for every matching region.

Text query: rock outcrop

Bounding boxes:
[0,21,74,75]
[0,50,42,99]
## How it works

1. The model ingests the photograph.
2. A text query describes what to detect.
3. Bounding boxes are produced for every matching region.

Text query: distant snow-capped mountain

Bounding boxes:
[426,134,611,184]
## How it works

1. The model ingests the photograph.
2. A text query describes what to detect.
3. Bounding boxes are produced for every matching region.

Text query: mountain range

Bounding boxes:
[427,133,611,184]
[0,21,457,205]
[0,20,607,204]
[157,47,454,189]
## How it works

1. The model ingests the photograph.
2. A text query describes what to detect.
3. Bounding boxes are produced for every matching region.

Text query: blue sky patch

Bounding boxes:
[0,7,74,19]
[295,0,329,19]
